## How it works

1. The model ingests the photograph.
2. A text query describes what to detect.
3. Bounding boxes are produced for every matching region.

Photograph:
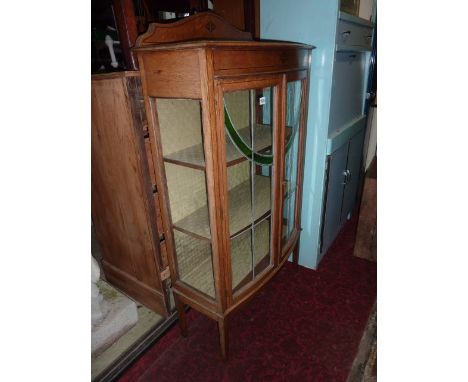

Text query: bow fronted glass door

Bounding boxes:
[220,77,281,300]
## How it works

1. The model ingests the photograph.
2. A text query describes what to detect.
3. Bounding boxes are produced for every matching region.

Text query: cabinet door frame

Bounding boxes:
[214,74,283,308]
[143,95,220,315]
[280,70,309,260]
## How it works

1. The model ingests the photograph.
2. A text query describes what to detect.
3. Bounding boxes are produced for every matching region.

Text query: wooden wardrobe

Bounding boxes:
[91,71,172,316]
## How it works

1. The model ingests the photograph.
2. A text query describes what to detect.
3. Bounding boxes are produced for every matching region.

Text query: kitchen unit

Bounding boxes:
[261,0,375,267]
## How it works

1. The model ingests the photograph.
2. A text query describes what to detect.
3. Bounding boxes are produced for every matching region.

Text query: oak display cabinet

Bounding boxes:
[135,12,313,358]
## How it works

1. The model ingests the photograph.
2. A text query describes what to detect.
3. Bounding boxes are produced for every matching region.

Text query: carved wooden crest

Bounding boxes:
[136,11,252,47]
[205,21,216,33]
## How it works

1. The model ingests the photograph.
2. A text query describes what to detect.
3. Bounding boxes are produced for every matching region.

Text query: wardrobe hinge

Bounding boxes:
[160,266,171,281]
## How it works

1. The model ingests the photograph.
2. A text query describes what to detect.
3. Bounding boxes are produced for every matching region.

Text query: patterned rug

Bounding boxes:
[347,302,377,382]
[118,216,376,382]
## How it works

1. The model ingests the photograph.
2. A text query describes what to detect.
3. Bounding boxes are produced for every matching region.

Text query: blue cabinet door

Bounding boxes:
[320,142,348,257]
[341,128,365,222]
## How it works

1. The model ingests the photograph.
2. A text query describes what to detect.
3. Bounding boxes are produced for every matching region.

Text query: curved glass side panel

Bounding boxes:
[282,80,303,247]
[154,98,215,298]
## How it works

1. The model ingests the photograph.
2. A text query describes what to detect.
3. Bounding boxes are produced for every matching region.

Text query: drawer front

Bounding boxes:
[213,48,310,76]
[337,20,373,50]
[139,50,201,98]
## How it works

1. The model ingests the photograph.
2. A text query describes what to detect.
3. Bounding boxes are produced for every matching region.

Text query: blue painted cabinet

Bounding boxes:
[320,141,348,259]
[261,0,375,269]
[321,127,365,256]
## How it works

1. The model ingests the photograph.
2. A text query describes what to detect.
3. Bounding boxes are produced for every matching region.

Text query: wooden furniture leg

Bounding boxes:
[217,317,229,360]
[174,294,188,337]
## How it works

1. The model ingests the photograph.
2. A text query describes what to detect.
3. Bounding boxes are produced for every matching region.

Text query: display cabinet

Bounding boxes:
[135,12,313,358]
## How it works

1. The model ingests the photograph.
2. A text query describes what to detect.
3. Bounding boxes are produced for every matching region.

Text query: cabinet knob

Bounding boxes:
[342,169,352,184]
[366,91,376,101]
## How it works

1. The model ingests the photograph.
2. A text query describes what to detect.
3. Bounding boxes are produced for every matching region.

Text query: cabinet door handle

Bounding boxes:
[341,30,351,41]
[347,169,352,182]
[366,91,376,100]
[342,170,348,185]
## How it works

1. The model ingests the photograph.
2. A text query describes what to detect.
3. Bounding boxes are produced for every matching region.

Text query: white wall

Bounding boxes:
[359,0,376,22]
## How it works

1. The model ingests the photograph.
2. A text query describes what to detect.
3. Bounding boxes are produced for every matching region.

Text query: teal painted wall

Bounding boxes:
[261,0,340,269]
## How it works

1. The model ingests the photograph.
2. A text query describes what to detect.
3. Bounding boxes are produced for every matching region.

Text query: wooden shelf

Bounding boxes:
[173,174,271,240]
[163,124,273,170]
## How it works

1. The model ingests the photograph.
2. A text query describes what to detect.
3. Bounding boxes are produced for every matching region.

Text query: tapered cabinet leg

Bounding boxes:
[217,317,229,360]
[174,294,188,337]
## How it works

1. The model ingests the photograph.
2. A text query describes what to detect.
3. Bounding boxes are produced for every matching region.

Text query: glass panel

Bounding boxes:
[253,218,271,275]
[230,217,271,292]
[174,231,214,298]
[154,98,215,298]
[158,98,206,168]
[224,87,274,294]
[230,228,253,289]
[282,80,303,247]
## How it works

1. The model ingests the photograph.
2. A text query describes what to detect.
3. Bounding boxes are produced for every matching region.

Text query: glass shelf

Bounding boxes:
[173,174,271,240]
[163,124,273,170]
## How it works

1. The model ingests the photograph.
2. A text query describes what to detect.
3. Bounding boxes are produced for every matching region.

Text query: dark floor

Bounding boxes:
[118,216,376,382]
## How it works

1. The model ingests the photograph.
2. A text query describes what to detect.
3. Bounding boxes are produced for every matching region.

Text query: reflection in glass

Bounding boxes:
[282,80,303,246]
[224,88,274,294]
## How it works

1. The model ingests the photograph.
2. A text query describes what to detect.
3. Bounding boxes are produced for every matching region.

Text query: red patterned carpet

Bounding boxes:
[118,217,376,382]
